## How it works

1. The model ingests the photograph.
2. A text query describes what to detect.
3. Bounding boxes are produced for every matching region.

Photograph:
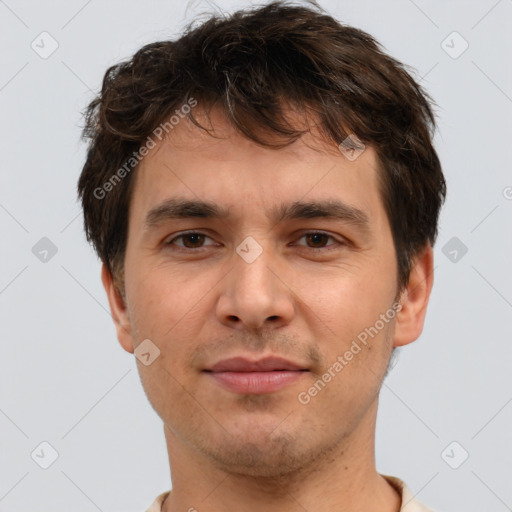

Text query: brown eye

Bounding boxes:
[305,233,330,248]
[181,233,205,248]
[295,232,340,250]
[166,232,214,249]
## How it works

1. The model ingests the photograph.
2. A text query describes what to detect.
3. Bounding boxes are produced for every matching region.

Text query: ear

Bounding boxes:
[101,263,135,354]
[393,245,434,347]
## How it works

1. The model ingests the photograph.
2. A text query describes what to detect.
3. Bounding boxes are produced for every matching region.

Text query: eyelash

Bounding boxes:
[165,231,345,252]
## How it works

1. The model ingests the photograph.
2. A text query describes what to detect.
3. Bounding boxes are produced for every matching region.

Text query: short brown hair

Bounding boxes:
[78,0,446,294]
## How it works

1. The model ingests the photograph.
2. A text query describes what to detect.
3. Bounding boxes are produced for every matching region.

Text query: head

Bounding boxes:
[78,1,445,478]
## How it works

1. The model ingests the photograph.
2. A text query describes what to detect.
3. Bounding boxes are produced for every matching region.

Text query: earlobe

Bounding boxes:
[101,263,135,354]
[393,245,434,348]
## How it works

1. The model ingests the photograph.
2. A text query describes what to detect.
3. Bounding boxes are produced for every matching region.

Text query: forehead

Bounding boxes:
[128,107,386,231]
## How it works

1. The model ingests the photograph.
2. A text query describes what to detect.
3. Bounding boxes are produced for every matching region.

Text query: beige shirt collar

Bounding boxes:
[145,474,435,512]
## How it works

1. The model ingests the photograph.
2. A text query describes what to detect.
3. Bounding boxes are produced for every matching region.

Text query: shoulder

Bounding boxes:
[381,474,437,512]
[145,490,171,512]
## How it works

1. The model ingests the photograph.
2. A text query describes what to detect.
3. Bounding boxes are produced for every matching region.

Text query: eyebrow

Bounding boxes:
[144,197,370,232]
[144,198,231,230]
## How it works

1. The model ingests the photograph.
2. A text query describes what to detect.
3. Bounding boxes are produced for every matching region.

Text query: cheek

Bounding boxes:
[127,268,209,368]
[293,323,394,447]
[136,356,198,431]
[297,264,396,398]
[128,265,191,327]
[298,267,391,337]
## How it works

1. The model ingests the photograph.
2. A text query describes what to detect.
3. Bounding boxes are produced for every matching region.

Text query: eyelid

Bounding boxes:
[165,230,346,251]
[165,230,217,248]
[292,231,345,250]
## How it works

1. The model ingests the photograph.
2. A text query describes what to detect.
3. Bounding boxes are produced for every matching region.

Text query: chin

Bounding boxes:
[194,426,338,480]
[208,439,305,477]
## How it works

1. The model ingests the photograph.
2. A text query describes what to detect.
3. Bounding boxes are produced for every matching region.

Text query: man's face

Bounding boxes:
[113,108,402,477]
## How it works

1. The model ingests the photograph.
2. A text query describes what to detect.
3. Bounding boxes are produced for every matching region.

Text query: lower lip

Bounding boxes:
[206,370,306,394]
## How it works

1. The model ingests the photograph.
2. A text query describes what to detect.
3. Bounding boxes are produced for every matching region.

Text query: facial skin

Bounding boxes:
[102,107,433,512]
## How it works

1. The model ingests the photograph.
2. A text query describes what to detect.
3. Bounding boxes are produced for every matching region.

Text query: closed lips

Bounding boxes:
[204,356,309,373]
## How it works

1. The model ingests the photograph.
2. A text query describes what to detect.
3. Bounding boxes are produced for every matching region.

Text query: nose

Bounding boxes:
[215,240,295,332]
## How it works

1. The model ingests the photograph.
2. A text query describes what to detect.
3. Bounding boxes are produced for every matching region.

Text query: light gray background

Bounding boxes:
[0,1,511,511]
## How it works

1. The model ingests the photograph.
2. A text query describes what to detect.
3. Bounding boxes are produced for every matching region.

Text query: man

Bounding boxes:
[78,1,446,511]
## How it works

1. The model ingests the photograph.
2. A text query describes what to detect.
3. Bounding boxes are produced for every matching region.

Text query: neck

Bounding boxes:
[161,400,401,512]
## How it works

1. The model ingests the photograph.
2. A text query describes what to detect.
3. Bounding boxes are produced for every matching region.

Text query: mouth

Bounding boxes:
[203,356,309,394]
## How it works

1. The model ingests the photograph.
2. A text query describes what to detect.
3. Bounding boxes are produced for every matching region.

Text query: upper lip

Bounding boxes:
[205,356,308,373]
